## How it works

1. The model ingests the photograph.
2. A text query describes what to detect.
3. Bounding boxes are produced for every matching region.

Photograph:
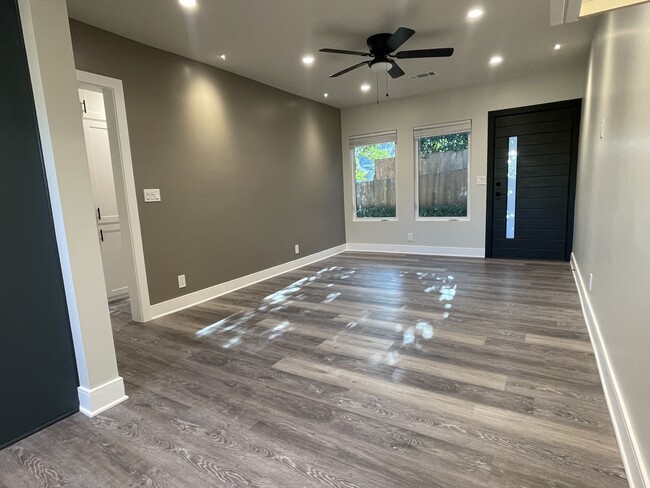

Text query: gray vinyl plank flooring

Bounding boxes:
[0,252,627,487]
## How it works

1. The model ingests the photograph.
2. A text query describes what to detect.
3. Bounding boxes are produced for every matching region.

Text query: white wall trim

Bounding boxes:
[78,377,128,418]
[76,70,152,322]
[346,243,485,258]
[150,244,347,319]
[571,253,648,488]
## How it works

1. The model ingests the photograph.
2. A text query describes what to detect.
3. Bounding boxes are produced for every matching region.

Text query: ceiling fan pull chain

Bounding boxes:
[376,71,379,104]
[386,70,389,99]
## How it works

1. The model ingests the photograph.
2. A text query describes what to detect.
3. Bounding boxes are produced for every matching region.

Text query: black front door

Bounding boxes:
[486,99,581,261]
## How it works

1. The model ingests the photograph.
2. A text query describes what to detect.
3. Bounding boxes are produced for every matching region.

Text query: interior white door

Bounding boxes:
[79,88,129,300]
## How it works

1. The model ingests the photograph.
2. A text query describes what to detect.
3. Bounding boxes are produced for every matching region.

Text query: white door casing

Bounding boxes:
[76,71,152,322]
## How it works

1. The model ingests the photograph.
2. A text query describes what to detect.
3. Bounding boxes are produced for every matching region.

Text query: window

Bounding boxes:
[506,136,518,239]
[350,130,397,219]
[414,120,471,219]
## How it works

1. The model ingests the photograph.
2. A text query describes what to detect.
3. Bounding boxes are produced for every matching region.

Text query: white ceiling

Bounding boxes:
[66,0,599,108]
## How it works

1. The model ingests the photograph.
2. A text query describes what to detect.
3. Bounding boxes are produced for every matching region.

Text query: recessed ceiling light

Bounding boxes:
[489,55,503,66]
[219,54,226,60]
[323,93,329,98]
[302,55,315,65]
[361,84,371,92]
[467,8,484,19]
[554,44,562,50]
[179,0,197,9]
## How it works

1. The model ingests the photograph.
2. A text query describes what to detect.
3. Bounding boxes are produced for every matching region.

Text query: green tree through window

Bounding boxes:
[419,132,468,154]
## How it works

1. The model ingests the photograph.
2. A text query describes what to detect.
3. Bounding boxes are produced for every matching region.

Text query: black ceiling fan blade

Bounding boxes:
[386,27,416,53]
[329,61,370,78]
[395,48,454,59]
[388,61,405,79]
[319,48,372,57]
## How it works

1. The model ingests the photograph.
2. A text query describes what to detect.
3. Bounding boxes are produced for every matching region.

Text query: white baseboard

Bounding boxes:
[571,253,647,488]
[150,244,347,319]
[78,377,128,418]
[346,243,485,258]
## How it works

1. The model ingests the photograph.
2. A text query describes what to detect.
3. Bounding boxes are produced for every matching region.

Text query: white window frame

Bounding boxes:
[414,120,472,222]
[350,130,398,222]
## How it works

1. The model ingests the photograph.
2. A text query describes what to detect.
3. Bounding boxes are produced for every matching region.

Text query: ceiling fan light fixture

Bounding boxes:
[302,55,315,65]
[361,84,371,92]
[467,8,484,19]
[370,61,392,73]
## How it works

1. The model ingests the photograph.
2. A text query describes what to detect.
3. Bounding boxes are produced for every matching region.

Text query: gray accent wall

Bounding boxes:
[573,4,650,480]
[69,20,345,305]
[1,0,78,448]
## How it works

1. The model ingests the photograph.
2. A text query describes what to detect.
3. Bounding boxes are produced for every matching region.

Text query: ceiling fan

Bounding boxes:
[319,27,454,79]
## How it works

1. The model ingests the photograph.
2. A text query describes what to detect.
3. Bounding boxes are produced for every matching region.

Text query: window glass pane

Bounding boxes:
[417,132,469,218]
[354,141,396,218]
[506,136,518,239]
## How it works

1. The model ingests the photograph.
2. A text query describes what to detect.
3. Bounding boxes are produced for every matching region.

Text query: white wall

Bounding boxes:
[573,4,650,484]
[341,67,586,254]
[18,0,126,416]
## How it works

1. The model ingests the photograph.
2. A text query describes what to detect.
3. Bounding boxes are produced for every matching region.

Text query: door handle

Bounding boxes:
[97,207,101,221]
[100,229,104,242]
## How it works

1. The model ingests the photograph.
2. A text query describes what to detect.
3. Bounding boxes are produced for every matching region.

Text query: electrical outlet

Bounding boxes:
[295,244,300,254]
[588,273,593,291]
[143,189,161,202]
[407,233,414,242]
[178,274,186,288]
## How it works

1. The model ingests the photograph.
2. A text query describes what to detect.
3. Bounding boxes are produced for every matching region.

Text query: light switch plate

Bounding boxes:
[476,176,487,185]
[144,189,161,202]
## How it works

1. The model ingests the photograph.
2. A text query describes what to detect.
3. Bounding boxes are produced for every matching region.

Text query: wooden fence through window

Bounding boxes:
[355,150,468,209]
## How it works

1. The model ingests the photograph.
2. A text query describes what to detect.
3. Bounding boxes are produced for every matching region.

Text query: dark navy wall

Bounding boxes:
[0,0,79,449]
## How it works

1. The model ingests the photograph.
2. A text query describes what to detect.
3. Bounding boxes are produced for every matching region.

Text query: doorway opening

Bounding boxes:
[78,86,128,301]
[76,70,152,322]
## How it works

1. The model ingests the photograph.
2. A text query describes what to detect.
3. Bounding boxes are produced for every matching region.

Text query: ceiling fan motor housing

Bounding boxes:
[367,33,393,57]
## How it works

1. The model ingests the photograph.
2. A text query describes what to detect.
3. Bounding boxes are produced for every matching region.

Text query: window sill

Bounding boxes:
[415,217,470,222]
[352,217,399,222]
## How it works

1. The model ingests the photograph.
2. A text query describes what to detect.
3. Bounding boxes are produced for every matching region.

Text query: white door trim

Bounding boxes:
[76,70,152,322]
